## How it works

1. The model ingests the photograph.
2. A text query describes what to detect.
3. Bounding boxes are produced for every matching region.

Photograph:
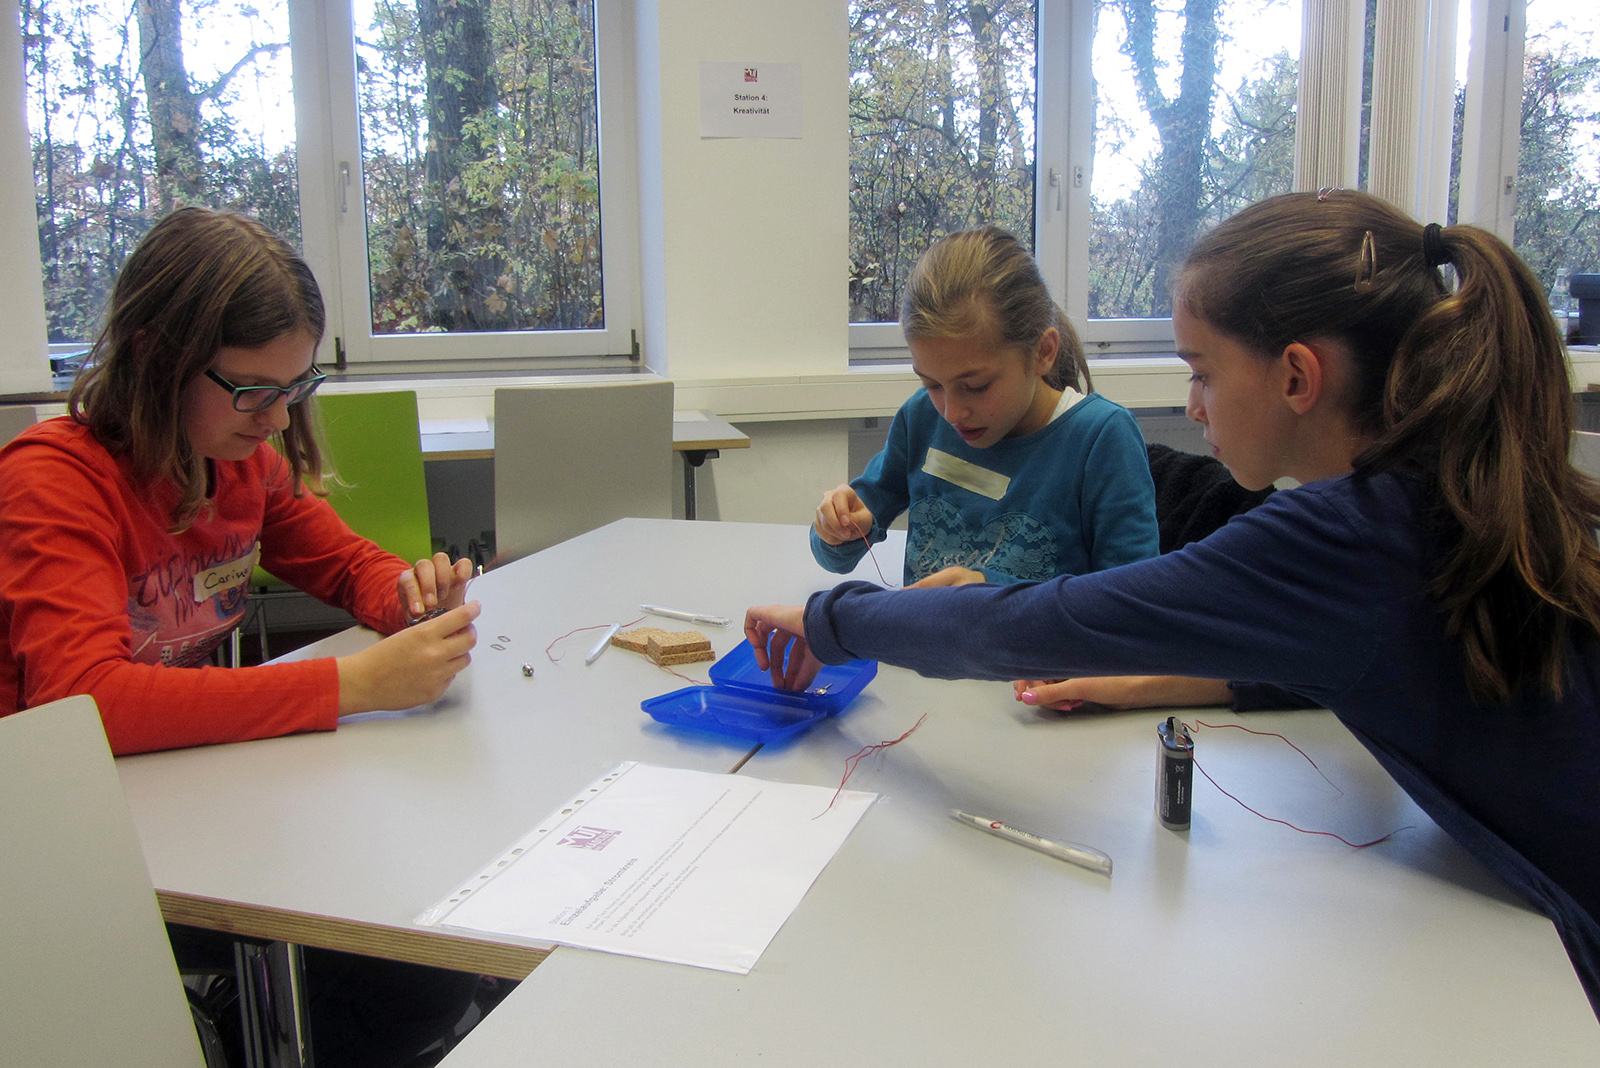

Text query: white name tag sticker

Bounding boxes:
[922,448,1011,500]
[194,544,260,603]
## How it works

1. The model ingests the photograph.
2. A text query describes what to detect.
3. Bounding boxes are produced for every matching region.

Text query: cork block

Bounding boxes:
[647,630,714,666]
[612,627,669,654]
[611,626,714,666]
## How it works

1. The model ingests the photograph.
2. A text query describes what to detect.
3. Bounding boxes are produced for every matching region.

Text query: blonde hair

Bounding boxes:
[1180,190,1600,704]
[900,227,1092,392]
[69,207,328,530]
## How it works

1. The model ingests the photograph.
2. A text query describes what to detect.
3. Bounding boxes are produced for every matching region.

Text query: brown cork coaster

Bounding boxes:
[612,626,714,666]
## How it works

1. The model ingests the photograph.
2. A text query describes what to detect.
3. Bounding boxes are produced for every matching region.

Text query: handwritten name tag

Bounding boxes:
[193,544,260,603]
[922,448,1011,500]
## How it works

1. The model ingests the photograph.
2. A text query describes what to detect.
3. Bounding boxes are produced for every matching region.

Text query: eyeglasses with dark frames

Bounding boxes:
[205,366,327,412]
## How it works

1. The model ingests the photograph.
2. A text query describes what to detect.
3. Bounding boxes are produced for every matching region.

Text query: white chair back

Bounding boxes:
[493,378,674,560]
[0,696,205,1067]
[0,404,37,446]
[1572,431,1600,478]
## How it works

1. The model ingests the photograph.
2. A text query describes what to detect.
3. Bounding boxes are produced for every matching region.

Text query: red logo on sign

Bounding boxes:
[744,68,758,82]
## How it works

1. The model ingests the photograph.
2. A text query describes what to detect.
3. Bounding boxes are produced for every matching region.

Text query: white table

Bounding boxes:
[116,519,858,978]
[115,520,1599,1062]
[428,529,1596,1063]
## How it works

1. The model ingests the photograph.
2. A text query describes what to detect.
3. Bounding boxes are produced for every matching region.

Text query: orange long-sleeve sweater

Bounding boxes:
[0,417,409,754]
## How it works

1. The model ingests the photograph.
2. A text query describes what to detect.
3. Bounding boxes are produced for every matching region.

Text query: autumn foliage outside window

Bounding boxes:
[355,0,603,336]
[23,0,605,348]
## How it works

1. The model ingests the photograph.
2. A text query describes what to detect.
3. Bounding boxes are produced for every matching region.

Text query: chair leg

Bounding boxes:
[229,627,242,669]
[234,941,313,1068]
[257,598,270,663]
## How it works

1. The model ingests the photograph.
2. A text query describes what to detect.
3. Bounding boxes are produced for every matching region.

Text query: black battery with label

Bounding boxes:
[1156,716,1194,830]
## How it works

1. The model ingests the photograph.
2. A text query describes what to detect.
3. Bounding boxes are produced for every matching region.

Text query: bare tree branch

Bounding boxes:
[197,42,288,103]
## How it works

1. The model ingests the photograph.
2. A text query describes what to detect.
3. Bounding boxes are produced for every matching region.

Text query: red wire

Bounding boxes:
[1193,719,1341,793]
[1190,757,1408,849]
[846,518,900,588]
[544,615,648,661]
[816,713,928,817]
[656,662,705,685]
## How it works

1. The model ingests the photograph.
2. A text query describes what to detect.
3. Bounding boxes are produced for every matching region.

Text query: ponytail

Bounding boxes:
[1365,223,1600,702]
[1180,190,1600,704]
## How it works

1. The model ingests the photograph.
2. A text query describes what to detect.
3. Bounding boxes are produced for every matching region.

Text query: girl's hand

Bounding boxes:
[337,602,480,715]
[399,552,474,621]
[814,485,875,546]
[1013,676,1234,712]
[908,566,986,588]
[744,603,822,690]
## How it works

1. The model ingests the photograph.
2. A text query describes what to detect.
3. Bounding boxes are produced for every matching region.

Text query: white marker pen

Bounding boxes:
[585,623,622,665]
[638,604,731,627]
[949,809,1112,876]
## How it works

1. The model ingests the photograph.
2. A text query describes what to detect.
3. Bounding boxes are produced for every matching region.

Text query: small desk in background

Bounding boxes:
[419,409,750,520]
[670,409,751,519]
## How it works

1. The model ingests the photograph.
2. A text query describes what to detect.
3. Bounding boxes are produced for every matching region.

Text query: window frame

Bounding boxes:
[846,0,1212,358]
[291,0,639,369]
[0,0,1555,389]
[1457,0,1525,241]
[848,0,1512,363]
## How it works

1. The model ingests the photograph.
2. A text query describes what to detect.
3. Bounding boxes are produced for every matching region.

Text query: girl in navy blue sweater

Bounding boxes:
[747,190,1600,1017]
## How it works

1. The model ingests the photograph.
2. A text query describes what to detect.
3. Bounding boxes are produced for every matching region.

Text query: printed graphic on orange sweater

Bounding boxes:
[127,537,259,667]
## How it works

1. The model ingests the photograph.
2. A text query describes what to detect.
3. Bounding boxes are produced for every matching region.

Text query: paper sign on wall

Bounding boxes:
[699,62,802,139]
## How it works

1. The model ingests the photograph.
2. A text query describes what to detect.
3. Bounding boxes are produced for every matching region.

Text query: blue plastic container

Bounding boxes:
[642,642,878,744]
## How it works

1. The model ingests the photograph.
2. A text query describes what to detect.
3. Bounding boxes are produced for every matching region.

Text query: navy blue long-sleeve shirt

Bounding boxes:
[803,469,1600,1016]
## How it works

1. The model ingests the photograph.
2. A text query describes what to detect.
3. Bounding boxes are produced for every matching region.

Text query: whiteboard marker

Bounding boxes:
[949,809,1112,876]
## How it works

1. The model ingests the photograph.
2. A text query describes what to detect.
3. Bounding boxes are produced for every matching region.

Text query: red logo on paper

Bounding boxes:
[558,826,620,850]
[744,68,758,82]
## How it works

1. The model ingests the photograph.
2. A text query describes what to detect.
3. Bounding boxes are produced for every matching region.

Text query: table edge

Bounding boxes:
[156,891,548,980]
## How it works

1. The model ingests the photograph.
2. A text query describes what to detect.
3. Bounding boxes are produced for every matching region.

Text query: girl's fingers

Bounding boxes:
[398,571,425,617]
[412,557,441,607]
[744,616,773,670]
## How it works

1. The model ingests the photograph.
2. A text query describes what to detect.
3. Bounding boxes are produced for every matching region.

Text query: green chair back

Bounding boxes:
[317,390,434,565]
[251,390,433,588]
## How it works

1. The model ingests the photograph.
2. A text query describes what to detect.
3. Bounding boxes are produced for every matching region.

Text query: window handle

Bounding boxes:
[1048,167,1062,211]
[339,163,350,214]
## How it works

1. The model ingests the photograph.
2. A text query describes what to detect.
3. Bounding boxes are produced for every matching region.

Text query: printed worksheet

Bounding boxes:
[416,762,875,973]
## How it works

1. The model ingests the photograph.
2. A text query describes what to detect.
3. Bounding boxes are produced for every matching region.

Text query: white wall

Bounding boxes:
[634,0,849,381]
[685,420,848,525]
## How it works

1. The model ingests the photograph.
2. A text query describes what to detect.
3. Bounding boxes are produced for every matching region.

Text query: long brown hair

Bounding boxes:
[69,207,328,529]
[1179,189,1600,704]
[901,227,1093,393]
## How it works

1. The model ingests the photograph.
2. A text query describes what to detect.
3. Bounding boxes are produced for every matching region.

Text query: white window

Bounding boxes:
[1508,2,1600,316]
[306,0,636,366]
[23,0,300,363]
[847,0,1039,345]
[1455,0,1599,315]
[18,0,634,384]
[848,0,1591,360]
[849,0,1309,355]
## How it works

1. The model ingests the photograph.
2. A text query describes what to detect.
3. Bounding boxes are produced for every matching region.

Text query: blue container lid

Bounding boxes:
[642,642,878,744]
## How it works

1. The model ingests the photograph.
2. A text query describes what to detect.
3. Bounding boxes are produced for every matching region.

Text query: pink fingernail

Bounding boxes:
[1020,690,1037,705]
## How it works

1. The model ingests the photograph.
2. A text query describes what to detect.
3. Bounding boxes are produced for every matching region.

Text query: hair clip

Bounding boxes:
[1317,187,1338,202]
[1354,230,1377,293]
